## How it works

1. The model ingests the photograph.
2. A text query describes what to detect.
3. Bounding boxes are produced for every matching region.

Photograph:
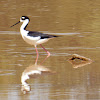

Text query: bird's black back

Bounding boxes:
[27,31,58,39]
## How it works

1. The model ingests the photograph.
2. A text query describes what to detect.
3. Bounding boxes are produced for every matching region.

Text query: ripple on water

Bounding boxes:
[8,44,17,47]
[59,47,98,50]
[52,52,71,56]
[1,49,14,52]
[0,70,15,76]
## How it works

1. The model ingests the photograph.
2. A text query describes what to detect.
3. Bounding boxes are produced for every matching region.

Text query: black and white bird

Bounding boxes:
[11,16,58,64]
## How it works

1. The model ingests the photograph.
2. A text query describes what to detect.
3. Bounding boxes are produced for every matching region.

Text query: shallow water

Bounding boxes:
[0,31,100,100]
[1,0,100,100]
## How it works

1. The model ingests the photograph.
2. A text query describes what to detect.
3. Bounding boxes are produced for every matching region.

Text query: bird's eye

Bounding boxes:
[21,17,25,20]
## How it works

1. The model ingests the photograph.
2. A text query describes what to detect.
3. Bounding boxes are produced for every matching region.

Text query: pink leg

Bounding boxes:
[40,44,51,64]
[35,45,39,65]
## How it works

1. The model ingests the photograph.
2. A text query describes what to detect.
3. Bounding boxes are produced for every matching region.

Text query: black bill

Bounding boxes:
[10,21,20,27]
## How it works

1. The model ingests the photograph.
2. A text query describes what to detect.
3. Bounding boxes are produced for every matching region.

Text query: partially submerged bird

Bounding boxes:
[11,16,58,64]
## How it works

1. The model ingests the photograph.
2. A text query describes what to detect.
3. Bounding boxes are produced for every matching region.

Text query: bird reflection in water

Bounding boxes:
[68,54,92,68]
[21,64,55,94]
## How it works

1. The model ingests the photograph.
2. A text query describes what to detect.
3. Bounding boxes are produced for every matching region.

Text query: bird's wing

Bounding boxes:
[27,31,58,39]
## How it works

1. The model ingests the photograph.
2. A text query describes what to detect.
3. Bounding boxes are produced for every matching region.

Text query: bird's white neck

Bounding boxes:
[20,19,29,32]
[20,19,29,36]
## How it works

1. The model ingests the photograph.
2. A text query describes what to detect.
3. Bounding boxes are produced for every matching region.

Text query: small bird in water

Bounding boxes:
[11,16,58,64]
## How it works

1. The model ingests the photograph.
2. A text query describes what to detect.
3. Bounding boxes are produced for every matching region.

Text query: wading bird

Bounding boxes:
[11,16,58,64]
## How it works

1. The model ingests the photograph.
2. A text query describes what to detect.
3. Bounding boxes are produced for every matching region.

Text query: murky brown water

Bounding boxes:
[0,0,100,100]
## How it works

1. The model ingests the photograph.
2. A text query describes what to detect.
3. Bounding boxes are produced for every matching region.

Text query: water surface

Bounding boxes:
[0,0,100,100]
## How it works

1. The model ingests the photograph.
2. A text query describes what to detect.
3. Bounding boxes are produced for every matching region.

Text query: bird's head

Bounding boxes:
[10,16,30,27]
[20,16,30,22]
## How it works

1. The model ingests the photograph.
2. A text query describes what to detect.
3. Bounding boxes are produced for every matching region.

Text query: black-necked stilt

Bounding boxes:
[11,16,58,64]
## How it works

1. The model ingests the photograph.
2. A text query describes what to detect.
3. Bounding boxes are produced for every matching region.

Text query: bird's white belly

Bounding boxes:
[36,39,49,45]
[22,35,49,46]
